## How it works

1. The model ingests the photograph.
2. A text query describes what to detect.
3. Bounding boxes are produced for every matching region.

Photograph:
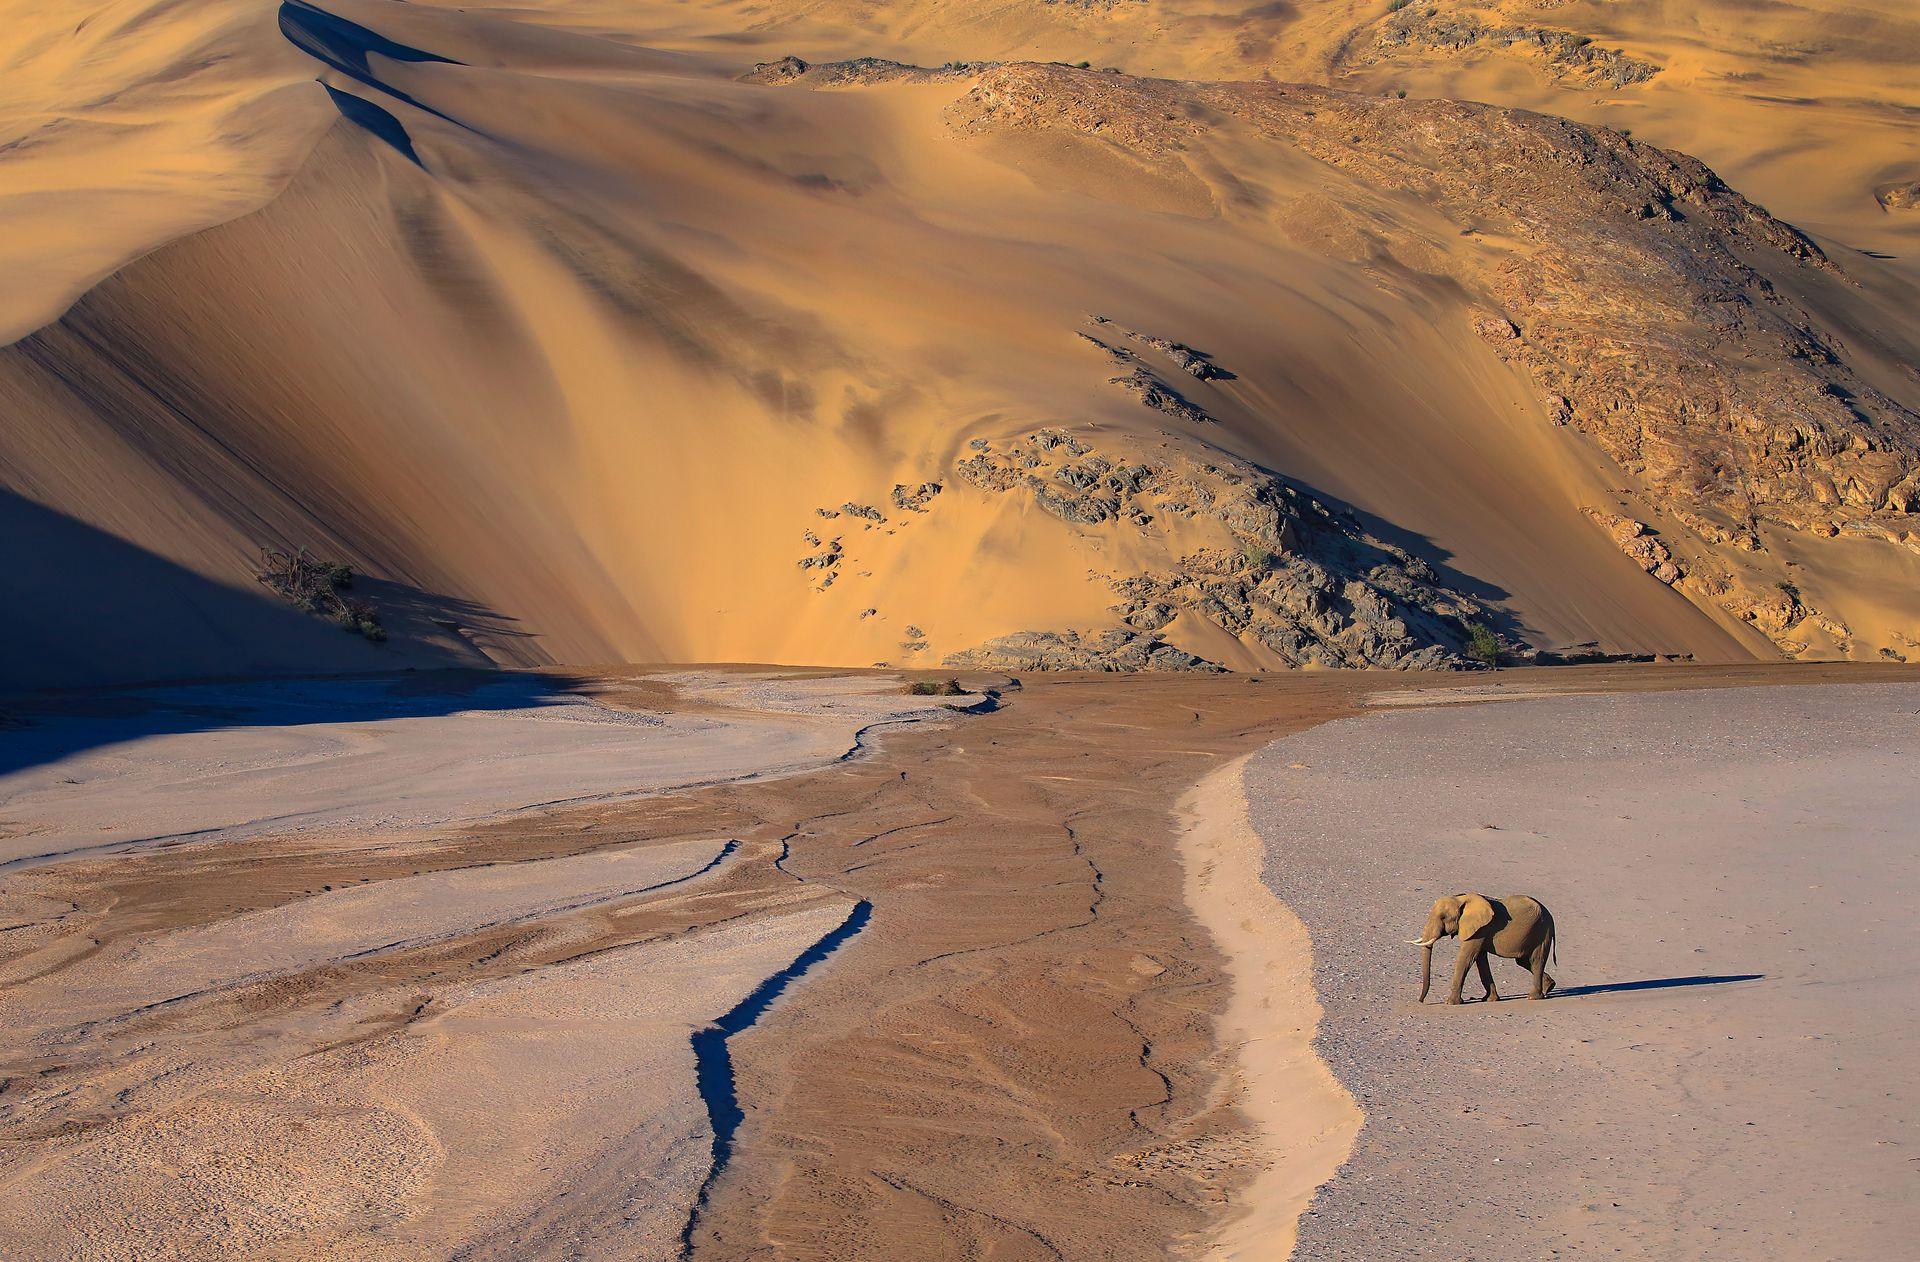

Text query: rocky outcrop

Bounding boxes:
[1077,332,1217,425]
[947,629,1224,673]
[1581,508,1683,585]
[1367,8,1659,88]
[949,428,1504,670]
[1875,181,1920,212]
[799,537,843,589]
[1088,315,1231,380]
[741,55,972,88]
[891,482,942,512]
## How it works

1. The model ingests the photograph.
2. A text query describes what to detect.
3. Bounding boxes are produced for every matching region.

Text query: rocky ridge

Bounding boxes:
[1362,6,1661,88]
[948,427,1501,670]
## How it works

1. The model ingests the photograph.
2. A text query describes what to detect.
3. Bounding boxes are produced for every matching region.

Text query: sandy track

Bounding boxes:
[1248,680,1920,1259]
[1176,757,1359,1260]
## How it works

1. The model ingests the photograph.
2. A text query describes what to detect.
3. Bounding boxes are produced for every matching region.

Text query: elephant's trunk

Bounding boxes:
[1417,942,1434,1003]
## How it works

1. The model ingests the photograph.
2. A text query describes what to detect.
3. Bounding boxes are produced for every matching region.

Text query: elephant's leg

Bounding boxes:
[1528,943,1551,999]
[1448,941,1481,1004]
[1475,951,1498,1002]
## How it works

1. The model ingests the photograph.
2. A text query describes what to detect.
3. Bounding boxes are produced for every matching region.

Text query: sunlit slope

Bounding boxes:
[2,0,1915,686]
[427,0,1920,269]
[0,0,333,346]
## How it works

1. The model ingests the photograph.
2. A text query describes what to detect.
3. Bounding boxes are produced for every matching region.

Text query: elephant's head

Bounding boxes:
[1409,894,1495,1002]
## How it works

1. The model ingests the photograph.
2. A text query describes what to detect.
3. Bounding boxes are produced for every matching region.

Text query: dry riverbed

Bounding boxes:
[0,663,1909,1258]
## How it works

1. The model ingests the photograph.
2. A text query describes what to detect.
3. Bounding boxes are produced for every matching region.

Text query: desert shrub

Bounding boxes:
[1386,0,1411,11]
[1462,621,1501,668]
[1241,543,1280,571]
[259,546,386,643]
[909,678,967,696]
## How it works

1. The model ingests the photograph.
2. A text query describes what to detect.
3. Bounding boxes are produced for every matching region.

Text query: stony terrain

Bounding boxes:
[948,425,1497,670]
[1357,5,1661,88]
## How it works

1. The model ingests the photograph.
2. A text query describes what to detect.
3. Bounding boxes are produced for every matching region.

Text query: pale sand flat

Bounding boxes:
[0,672,969,869]
[0,834,731,1034]
[0,899,857,1262]
[1249,680,1920,1259]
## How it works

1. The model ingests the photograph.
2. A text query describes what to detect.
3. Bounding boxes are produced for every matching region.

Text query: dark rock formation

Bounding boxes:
[891,482,942,512]
[947,629,1225,672]
[1077,332,1218,424]
[1089,315,1231,380]
[1369,9,1660,88]
[948,429,1505,670]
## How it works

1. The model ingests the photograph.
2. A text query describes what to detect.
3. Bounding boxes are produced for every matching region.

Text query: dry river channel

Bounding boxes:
[0,663,1905,1260]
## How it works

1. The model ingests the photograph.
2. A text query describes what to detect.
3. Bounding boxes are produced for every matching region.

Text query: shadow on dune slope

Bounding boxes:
[321,84,425,167]
[0,490,519,696]
[279,0,460,90]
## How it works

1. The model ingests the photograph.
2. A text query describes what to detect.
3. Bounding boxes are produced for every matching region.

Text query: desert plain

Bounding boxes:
[3,0,1919,1257]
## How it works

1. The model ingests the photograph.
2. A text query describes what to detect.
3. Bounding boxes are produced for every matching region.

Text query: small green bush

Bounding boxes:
[909,678,967,697]
[1462,621,1501,668]
[1241,544,1280,571]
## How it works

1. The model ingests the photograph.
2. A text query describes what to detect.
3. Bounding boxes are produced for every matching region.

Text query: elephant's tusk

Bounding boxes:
[1407,938,1437,947]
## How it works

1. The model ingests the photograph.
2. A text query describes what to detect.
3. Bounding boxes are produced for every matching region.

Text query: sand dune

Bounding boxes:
[0,0,1912,687]
[0,0,329,345]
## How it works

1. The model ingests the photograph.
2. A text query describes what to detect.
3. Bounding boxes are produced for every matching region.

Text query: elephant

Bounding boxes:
[1409,893,1557,1004]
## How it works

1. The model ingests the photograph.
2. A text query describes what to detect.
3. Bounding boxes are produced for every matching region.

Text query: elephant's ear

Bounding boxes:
[1458,895,1495,940]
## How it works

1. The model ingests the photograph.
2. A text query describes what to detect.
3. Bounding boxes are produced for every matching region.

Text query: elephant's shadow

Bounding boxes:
[1548,973,1763,999]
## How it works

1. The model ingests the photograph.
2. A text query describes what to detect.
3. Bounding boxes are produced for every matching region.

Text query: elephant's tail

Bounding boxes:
[1550,926,1558,968]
